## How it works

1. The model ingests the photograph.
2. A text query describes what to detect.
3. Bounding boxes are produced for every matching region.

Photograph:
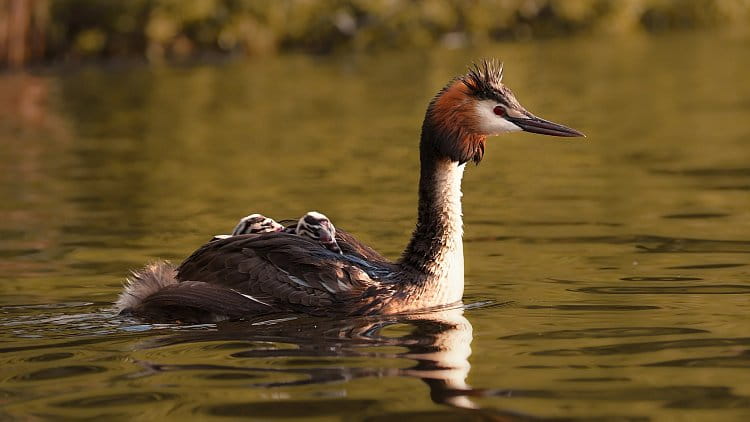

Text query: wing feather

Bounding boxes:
[176,232,389,314]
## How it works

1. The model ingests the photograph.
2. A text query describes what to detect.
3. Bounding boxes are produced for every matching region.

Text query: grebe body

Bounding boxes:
[116,60,583,322]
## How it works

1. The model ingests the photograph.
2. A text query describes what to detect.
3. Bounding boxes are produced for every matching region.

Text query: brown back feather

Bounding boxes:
[176,233,390,315]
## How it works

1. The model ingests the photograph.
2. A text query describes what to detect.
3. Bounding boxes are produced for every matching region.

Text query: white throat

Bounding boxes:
[431,160,465,304]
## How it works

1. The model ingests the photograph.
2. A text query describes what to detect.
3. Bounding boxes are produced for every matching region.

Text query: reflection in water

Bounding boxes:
[131,308,479,411]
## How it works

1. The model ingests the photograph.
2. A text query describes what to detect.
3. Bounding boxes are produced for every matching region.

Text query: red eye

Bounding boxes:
[493,105,506,117]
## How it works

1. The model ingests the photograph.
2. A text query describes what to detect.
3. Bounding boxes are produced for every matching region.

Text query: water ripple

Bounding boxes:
[467,234,750,254]
[53,392,179,408]
[201,399,379,418]
[532,337,750,356]
[572,285,750,295]
[645,353,750,368]
[524,305,660,311]
[662,213,729,219]
[618,276,703,282]
[501,327,707,341]
[524,304,661,312]
[12,365,106,382]
[664,263,746,270]
[484,385,750,409]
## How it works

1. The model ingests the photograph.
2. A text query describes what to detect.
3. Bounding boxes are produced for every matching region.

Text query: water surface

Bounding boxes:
[1,32,750,421]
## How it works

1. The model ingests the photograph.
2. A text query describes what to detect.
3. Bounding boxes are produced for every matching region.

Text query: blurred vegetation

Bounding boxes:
[2,0,750,67]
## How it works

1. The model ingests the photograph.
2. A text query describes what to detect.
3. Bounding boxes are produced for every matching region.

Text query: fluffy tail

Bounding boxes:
[116,261,179,313]
[116,261,272,323]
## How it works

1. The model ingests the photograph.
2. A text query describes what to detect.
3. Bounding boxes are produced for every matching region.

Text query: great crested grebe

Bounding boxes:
[212,211,343,254]
[116,60,583,322]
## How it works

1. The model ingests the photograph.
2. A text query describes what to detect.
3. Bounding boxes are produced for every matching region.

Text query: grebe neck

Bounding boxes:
[400,131,466,304]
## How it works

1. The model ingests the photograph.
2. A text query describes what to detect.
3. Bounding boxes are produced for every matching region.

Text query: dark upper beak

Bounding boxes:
[508,114,585,138]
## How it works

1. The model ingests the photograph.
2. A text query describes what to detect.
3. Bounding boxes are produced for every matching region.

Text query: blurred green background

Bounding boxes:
[1,0,749,67]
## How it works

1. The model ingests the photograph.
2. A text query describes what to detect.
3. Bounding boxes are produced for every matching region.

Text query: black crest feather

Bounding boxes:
[463,59,504,99]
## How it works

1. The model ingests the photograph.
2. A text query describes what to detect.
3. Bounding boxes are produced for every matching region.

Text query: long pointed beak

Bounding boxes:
[509,114,585,138]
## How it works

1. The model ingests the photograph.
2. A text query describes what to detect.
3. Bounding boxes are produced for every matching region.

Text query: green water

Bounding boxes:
[2,32,750,421]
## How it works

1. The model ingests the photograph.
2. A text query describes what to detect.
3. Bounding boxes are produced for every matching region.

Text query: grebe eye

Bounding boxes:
[493,105,506,117]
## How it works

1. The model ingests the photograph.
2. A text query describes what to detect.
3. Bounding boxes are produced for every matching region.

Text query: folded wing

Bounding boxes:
[176,232,389,314]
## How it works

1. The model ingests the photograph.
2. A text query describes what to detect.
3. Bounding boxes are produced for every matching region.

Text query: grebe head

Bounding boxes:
[231,214,284,235]
[296,211,342,254]
[425,59,585,165]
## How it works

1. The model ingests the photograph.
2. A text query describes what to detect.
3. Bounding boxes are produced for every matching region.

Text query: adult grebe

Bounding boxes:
[212,211,343,254]
[116,60,583,322]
